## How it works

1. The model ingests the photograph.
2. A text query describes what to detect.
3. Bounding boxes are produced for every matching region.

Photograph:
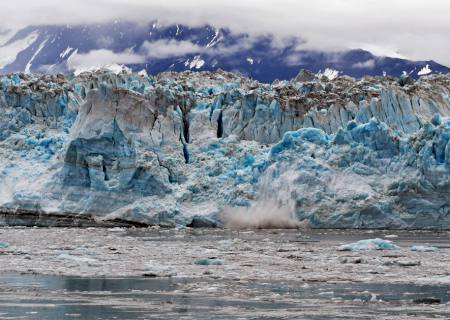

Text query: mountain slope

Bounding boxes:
[1,22,449,82]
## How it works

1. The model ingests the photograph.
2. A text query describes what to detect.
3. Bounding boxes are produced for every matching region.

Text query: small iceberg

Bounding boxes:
[0,241,9,249]
[337,238,399,251]
[411,245,438,252]
[195,258,223,266]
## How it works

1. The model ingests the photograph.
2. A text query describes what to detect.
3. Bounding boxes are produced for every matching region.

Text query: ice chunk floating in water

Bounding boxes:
[411,245,438,252]
[337,239,400,251]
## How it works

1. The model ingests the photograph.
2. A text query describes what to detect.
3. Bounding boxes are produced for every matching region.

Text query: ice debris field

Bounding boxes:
[0,68,449,229]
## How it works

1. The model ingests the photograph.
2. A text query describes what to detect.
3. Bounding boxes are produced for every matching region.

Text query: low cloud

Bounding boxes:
[212,38,257,57]
[142,39,203,58]
[68,49,146,70]
[142,37,257,58]
[284,53,307,66]
[353,59,376,69]
[96,36,115,49]
[67,36,261,70]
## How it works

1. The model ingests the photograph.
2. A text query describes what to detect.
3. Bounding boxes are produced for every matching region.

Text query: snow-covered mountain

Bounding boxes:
[1,22,449,82]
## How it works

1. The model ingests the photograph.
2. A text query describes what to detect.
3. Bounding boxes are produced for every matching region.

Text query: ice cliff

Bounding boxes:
[0,69,449,228]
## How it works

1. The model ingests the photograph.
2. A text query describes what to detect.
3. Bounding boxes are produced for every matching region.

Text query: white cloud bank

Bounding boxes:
[68,37,257,70]
[1,0,450,66]
[142,40,204,59]
[68,49,146,70]
[353,59,376,69]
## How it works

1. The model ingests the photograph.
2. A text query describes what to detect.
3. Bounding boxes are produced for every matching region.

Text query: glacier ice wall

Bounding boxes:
[0,70,449,228]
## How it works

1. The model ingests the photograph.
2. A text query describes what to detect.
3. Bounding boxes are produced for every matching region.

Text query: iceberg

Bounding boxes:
[337,238,400,251]
[195,258,223,266]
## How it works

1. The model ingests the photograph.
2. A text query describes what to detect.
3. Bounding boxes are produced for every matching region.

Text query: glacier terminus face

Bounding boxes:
[0,69,449,229]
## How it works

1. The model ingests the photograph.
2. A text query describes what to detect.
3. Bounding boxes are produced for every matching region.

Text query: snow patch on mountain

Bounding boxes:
[189,55,205,69]
[25,38,48,73]
[206,28,220,48]
[0,31,39,69]
[73,64,132,76]
[60,47,74,59]
[418,64,432,76]
[318,68,340,80]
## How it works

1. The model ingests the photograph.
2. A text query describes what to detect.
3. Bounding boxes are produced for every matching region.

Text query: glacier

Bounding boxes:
[0,69,449,229]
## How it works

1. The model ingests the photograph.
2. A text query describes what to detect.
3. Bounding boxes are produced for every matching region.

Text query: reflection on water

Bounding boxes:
[0,274,182,320]
[1,273,181,291]
[0,273,449,320]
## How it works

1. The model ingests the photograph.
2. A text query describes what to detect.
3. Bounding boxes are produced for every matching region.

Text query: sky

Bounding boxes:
[1,0,450,66]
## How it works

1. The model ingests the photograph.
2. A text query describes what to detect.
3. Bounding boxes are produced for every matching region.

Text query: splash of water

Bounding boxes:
[222,165,305,230]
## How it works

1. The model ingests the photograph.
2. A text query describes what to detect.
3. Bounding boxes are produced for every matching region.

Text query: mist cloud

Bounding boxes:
[142,40,204,59]
[1,0,450,66]
[68,49,146,70]
[68,37,258,70]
